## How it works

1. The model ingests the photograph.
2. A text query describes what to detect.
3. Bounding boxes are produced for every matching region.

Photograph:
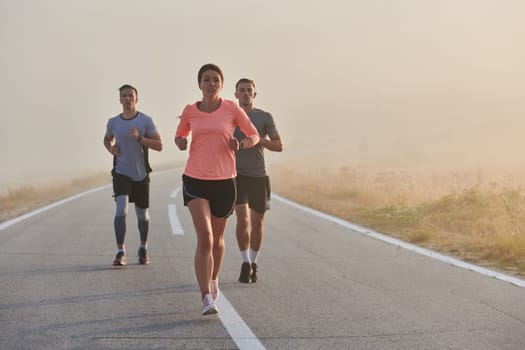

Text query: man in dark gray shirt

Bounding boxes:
[233,78,283,283]
[103,84,163,266]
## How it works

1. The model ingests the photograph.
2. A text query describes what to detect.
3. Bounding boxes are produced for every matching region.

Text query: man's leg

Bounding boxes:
[249,209,265,282]
[249,209,265,261]
[113,195,128,266]
[235,204,253,282]
[114,195,128,248]
[136,206,150,264]
[235,203,251,255]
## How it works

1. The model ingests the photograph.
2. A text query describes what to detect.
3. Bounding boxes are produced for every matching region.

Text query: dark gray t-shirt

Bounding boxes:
[234,108,277,177]
[105,112,158,181]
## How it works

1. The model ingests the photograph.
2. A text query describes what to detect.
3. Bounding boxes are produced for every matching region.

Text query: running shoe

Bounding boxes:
[250,263,258,283]
[113,251,127,266]
[238,262,252,283]
[211,280,220,301]
[137,246,150,265]
[201,294,218,315]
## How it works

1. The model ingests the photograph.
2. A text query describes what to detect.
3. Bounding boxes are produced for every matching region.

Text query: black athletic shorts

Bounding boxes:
[235,174,271,214]
[112,171,150,209]
[182,174,236,218]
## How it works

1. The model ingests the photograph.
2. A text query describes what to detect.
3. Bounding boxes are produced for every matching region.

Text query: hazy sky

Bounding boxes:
[2,0,525,193]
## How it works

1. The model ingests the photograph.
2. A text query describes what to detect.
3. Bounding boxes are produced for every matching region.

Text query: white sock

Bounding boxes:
[249,249,259,264]
[240,249,251,263]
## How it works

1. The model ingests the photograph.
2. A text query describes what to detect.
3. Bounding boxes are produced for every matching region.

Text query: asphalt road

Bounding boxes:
[1,169,524,350]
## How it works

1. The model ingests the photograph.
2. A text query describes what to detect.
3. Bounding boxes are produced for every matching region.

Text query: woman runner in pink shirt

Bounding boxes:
[175,63,260,315]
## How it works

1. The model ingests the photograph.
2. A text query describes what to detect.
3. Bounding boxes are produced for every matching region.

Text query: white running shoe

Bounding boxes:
[201,294,218,316]
[211,280,220,302]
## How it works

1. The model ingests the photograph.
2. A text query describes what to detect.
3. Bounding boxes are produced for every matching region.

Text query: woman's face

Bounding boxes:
[199,69,223,99]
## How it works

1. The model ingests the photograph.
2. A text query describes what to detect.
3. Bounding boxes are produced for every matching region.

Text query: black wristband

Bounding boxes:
[137,135,143,143]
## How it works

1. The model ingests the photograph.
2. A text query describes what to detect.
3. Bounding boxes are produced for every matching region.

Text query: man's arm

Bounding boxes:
[139,132,163,152]
[129,126,163,152]
[103,134,119,156]
[259,131,283,152]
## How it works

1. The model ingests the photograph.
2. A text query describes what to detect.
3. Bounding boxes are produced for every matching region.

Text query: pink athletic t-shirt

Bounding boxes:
[175,99,260,180]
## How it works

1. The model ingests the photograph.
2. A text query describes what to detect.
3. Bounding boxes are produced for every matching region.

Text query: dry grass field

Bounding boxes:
[270,160,525,277]
[0,163,180,223]
[0,173,112,223]
[2,161,525,277]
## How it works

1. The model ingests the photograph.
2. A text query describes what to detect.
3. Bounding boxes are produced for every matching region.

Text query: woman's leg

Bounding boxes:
[187,199,213,299]
[211,215,228,280]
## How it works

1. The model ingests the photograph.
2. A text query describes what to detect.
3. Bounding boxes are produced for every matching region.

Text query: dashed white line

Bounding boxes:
[169,188,184,235]
[168,204,184,235]
[170,188,180,199]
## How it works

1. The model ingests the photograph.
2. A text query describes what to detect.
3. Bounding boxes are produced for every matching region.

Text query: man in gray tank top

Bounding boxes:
[103,84,163,266]
[233,78,283,283]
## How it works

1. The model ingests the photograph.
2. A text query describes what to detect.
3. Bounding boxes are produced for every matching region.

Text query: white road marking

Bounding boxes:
[169,188,184,235]
[0,185,111,231]
[168,204,184,235]
[216,296,267,350]
[272,194,525,288]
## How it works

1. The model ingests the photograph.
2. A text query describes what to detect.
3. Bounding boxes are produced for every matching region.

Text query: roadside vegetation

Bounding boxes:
[0,173,111,223]
[270,162,525,276]
[0,163,181,223]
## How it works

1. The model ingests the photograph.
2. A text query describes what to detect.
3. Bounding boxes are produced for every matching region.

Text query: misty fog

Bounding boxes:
[2,0,525,194]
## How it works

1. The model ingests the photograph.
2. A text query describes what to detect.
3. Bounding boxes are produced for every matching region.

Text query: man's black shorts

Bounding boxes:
[112,171,150,209]
[182,174,236,218]
[235,174,271,214]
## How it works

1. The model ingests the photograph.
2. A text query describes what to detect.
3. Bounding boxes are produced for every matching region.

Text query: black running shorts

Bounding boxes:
[235,174,271,214]
[182,174,236,218]
[112,171,150,209]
